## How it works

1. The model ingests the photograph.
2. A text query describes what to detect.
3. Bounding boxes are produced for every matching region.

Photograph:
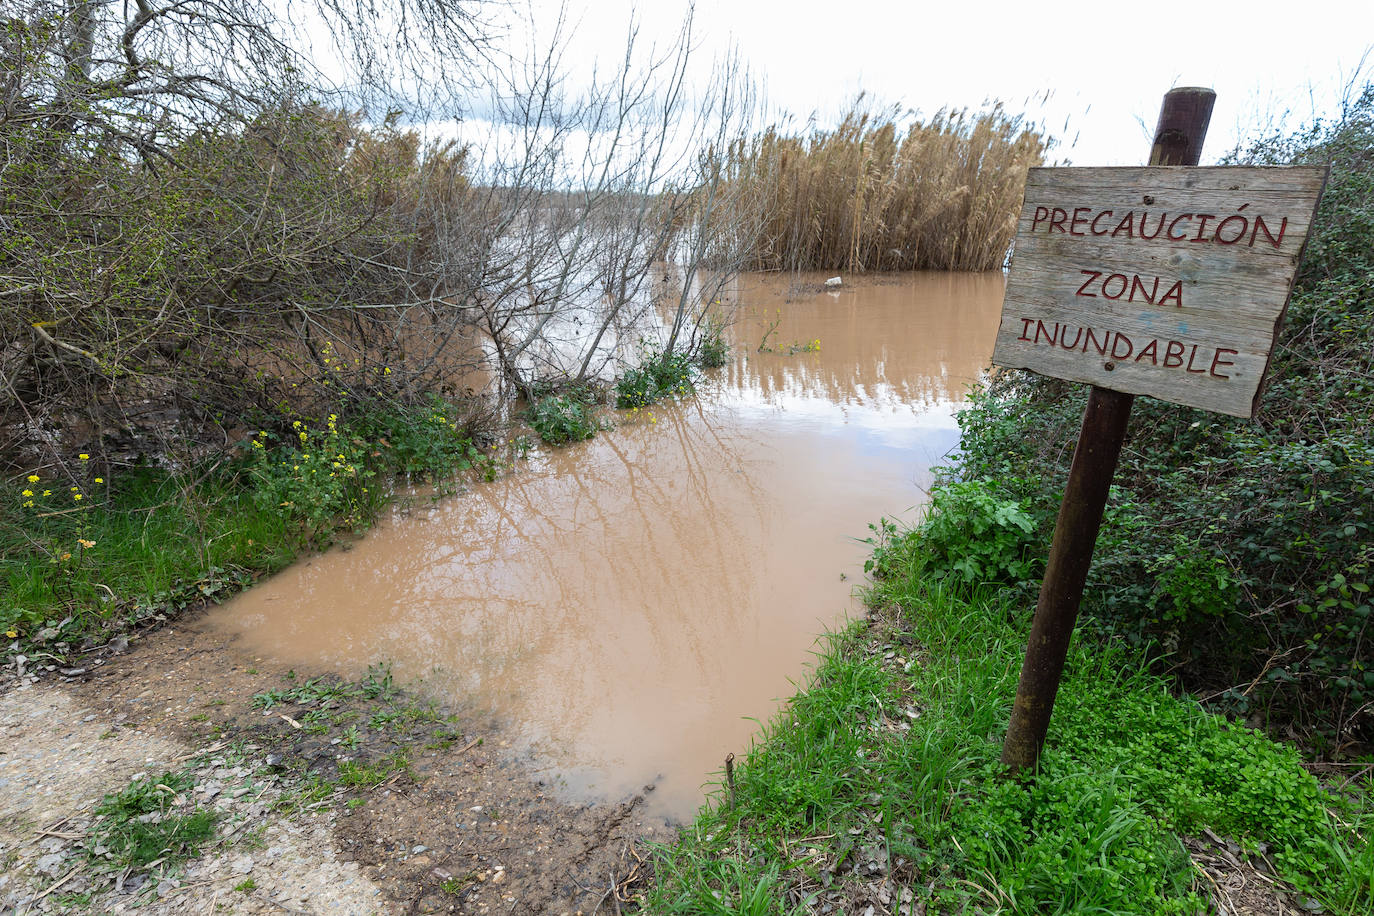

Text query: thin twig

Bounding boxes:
[34,863,85,900]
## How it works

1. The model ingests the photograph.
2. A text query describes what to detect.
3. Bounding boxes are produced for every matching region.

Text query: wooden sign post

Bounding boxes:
[994,88,1327,774]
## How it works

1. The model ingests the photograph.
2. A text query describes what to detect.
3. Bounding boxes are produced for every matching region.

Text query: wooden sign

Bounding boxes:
[993,166,1327,418]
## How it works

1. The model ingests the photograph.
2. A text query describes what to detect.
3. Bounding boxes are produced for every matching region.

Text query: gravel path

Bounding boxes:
[1,684,386,915]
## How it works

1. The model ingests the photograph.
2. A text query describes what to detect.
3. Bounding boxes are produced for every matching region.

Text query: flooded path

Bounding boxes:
[206,273,1005,820]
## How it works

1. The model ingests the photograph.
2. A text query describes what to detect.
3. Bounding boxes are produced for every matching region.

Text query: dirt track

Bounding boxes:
[1,611,672,915]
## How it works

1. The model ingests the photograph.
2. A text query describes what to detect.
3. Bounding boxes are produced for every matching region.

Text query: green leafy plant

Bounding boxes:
[248,414,377,539]
[615,347,696,408]
[880,479,1039,586]
[695,317,731,368]
[528,393,599,445]
[352,395,489,479]
[1147,535,1238,621]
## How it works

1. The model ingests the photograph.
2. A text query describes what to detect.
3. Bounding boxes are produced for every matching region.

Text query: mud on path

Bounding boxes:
[1,611,674,915]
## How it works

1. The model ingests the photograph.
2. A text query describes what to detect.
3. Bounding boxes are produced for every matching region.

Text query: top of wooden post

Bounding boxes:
[1149,87,1216,166]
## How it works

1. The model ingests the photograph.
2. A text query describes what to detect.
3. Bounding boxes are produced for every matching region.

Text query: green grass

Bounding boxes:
[646,539,1374,915]
[270,775,337,818]
[338,752,411,788]
[88,772,218,872]
[1,401,492,647]
[2,466,290,637]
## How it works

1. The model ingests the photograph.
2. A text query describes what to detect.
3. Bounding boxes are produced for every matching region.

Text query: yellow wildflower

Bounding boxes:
[5,629,16,639]
[42,490,50,496]
[73,494,82,501]
[26,474,39,483]
[94,477,103,484]
[79,454,89,460]
[21,489,32,497]
[77,538,95,549]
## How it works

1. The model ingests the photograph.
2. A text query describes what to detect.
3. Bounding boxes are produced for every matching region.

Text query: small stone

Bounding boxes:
[36,853,66,876]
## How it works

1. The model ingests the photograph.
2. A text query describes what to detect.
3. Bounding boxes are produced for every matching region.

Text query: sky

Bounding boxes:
[497,0,1374,165]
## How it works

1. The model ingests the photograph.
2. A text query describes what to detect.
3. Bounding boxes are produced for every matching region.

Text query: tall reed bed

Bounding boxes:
[729,101,1048,272]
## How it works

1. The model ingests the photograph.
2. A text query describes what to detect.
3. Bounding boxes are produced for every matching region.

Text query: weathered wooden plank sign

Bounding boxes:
[993,165,1327,417]
[995,87,1330,778]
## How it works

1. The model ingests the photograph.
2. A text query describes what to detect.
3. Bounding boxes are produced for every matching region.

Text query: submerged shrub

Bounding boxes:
[528,393,598,446]
[615,349,696,409]
[696,319,731,369]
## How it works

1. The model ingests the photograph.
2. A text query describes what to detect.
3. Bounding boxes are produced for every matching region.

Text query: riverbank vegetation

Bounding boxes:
[948,80,1374,750]
[0,0,762,648]
[646,543,1372,914]
[727,101,1048,272]
[648,80,1374,914]
[1,397,494,645]
[4,7,1054,632]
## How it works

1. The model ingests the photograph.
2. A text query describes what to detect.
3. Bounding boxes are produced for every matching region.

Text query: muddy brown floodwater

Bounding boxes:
[206,272,1005,823]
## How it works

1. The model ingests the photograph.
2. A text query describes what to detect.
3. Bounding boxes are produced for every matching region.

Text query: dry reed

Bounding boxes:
[730,100,1048,272]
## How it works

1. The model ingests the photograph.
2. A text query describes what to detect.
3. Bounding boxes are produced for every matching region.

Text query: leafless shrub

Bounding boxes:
[1,0,762,470]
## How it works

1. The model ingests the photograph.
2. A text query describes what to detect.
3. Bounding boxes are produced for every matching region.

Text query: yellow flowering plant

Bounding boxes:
[247,419,376,542]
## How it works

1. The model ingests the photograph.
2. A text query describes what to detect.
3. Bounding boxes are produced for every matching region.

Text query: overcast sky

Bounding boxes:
[501,0,1373,165]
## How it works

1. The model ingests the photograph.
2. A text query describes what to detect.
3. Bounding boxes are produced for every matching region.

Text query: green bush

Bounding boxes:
[248,414,378,538]
[352,395,488,477]
[695,318,731,369]
[904,479,1039,585]
[615,348,697,409]
[528,393,599,445]
[947,83,1374,744]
